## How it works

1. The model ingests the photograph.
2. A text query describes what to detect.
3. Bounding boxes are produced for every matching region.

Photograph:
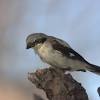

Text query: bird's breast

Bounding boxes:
[37,44,68,68]
[38,44,53,60]
[37,43,88,70]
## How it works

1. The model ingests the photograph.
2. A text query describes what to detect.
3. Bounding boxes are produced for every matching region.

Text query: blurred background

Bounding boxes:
[0,0,100,100]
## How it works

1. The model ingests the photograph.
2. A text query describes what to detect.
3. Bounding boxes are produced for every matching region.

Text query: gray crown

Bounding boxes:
[26,33,48,44]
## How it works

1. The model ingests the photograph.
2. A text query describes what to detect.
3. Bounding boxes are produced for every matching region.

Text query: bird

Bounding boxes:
[26,33,100,75]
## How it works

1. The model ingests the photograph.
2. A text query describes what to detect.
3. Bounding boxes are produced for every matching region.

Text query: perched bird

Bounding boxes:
[26,33,100,75]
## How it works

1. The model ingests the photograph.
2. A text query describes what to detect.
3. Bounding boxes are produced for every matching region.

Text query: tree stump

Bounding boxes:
[28,68,88,100]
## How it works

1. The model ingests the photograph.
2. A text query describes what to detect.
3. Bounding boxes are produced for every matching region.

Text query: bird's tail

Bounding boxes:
[86,63,100,75]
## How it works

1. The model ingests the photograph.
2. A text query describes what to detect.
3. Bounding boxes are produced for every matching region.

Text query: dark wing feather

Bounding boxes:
[48,37,89,64]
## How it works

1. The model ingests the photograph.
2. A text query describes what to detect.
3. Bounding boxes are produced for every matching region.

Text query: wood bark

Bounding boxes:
[28,68,88,100]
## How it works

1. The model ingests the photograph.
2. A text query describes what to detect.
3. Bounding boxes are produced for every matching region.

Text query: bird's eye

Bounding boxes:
[35,39,42,43]
[33,38,46,44]
[35,39,39,43]
[33,39,40,44]
[34,39,37,43]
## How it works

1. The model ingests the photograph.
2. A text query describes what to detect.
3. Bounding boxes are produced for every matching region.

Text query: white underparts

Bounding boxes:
[36,43,88,71]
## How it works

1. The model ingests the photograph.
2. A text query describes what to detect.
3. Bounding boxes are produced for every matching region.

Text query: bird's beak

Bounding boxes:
[26,43,35,49]
[26,45,31,49]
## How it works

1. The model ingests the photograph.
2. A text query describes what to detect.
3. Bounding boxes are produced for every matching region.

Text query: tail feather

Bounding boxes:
[86,64,100,75]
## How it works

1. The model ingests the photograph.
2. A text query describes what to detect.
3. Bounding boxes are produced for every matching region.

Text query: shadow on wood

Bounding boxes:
[28,68,88,100]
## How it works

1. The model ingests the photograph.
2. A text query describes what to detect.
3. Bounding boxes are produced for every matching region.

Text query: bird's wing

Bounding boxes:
[47,36,88,64]
[49,36,71,48]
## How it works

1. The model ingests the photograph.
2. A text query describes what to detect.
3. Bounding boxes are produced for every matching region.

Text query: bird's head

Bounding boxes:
[26,33,48,50]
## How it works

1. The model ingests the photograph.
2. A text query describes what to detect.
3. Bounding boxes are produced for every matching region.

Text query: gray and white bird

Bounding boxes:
[26,33,100,75]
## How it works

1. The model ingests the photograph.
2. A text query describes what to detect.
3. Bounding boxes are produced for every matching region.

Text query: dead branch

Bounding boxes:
[28,68,88,100]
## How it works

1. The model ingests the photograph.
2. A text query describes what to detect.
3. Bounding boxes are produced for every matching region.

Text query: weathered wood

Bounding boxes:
[28,68,88,100]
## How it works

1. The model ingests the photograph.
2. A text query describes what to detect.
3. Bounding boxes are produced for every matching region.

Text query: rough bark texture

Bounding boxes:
[28,68,88,100]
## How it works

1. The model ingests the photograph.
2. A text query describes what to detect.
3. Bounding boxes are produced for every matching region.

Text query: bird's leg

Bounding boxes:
[49,66,71,74]
[48,66,64,75]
